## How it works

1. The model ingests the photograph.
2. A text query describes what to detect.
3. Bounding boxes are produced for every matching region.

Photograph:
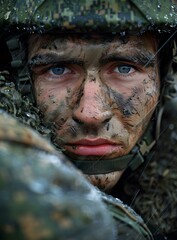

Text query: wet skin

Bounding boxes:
[28,33,160,191]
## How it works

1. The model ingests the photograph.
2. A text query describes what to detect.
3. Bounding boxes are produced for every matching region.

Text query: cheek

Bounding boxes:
[34,81,67,119]
[110,72,159,147]
[35,88,53,114]
[140,74,160,116]
[130,76,160,137]
[34,80,81,128]
[128,79,159,147]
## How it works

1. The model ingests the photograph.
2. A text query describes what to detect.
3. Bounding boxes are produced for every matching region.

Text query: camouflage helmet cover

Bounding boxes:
[0,0,177,33]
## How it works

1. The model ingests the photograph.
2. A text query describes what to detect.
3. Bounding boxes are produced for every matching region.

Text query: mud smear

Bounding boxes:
[109,88,138,118]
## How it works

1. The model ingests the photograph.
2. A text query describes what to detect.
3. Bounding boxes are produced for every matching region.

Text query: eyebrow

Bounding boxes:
[100,51,156,68]
[28,50,156,70]
[28,53,84,69]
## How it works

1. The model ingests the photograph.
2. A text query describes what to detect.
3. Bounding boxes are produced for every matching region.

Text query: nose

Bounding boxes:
[72,76,112,126]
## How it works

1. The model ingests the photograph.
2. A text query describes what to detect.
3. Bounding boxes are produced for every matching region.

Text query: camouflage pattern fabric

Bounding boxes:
[0,110,117,240]
[0,70,51,138]
[0,0,177,32]
[102,192,153,240]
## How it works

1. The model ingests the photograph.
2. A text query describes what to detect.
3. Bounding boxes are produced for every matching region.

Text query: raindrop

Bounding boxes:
[164,15,168,20]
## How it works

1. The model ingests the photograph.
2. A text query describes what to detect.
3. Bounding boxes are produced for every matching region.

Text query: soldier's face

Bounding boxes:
[28,33,160,191]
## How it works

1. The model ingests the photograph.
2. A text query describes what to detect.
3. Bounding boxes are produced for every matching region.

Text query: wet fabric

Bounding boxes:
[0,0,177,32]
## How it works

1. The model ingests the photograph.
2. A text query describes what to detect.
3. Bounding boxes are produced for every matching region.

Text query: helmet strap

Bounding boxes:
[6,35,32,98]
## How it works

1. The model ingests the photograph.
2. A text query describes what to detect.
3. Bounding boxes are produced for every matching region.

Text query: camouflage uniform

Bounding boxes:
[0,0,177,239]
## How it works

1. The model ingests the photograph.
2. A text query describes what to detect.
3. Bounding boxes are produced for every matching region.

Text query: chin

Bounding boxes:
[85,171,124,192]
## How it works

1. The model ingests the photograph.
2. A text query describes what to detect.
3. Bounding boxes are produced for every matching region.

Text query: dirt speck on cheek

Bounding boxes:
[48,94,57,104]
[66,87,72,94]
[109,88,137,117]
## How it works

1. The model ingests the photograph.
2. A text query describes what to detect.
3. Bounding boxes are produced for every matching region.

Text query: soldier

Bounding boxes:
[0,0,177,239]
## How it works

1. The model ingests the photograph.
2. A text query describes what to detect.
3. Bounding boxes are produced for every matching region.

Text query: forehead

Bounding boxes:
[28,32,157,58]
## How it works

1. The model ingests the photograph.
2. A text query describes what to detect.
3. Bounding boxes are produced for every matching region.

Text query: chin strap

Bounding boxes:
[69,121,157,175]
[69,153,135,174]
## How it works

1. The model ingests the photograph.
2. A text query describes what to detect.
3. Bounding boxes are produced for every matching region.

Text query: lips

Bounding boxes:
[64,138,122,156]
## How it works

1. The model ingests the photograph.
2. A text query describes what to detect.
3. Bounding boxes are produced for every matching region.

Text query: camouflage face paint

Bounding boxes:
[28,32,160,190]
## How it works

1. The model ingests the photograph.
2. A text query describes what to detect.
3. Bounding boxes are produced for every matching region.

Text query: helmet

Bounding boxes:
[0,0,177,174]
[1,0,177,31]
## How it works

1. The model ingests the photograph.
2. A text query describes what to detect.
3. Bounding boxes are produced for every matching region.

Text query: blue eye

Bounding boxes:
[50,66,66,75]
[117,65,132,74]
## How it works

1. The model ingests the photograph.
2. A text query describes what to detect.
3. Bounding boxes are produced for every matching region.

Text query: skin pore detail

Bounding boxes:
[28,32,160,191]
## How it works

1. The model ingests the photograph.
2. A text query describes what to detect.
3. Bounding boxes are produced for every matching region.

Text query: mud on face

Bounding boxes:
[28,32,160,190]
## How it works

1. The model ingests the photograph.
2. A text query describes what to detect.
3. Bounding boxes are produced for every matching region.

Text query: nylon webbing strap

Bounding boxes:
[69,153,140,174]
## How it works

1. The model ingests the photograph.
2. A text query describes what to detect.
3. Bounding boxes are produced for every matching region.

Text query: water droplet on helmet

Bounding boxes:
[169,13,173,17]
[164,14,168,21]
